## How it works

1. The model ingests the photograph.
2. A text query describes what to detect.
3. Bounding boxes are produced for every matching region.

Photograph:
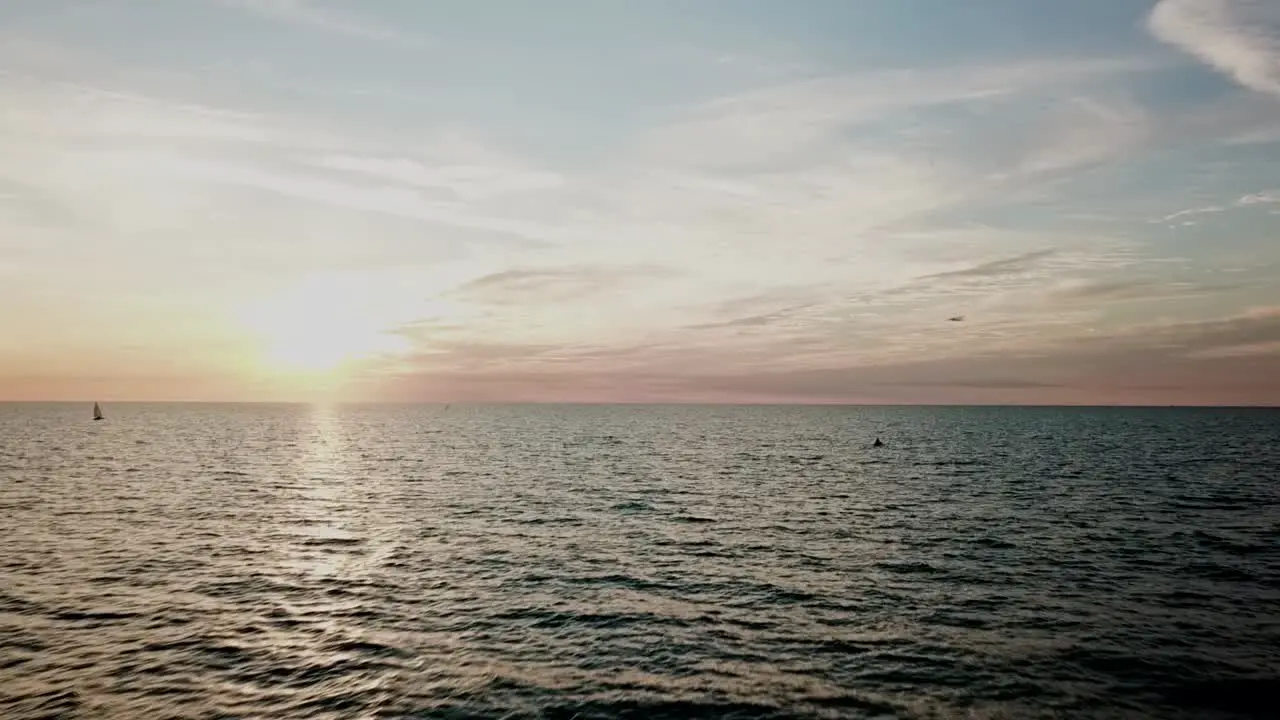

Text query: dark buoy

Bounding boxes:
[872,437,883,447]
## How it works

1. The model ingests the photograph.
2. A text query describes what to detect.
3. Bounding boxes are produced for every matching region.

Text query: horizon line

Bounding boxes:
[1,400,1277,409]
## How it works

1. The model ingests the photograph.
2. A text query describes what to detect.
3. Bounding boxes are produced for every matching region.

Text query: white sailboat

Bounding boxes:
[93,402,103,421]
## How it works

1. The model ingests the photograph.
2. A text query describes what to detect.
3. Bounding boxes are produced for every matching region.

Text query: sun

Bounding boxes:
[236,275,412,382]
[259,316,398,374]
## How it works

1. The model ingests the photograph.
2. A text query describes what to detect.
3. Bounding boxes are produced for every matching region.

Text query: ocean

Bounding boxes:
[1,403,1277,719]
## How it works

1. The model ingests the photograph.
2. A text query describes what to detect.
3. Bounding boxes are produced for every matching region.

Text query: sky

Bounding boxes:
[1,0,1279,405]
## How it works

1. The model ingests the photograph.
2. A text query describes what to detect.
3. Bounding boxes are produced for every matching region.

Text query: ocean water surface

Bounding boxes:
[1,403,1277,719]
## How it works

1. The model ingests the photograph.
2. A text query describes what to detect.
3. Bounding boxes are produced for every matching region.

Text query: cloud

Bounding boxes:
[397,237,1147,392]
[448,265,674,306]
[153,155,559,244]
[590,55,1168,308]
[864,241,1141,313]
[1154,204,1228,224]
[1149,0,1280,96]
[1051,276,1256,303]
[311,152,565,201]
[1188,339,1280,358]
[0,71,277,144]
[566,233,1150,384]
[1014,94,1151,175]
[1237,189,1280,205]
[638,54,1160,171]
[364,308,1280,405]
[0,70,571,248]
[0,64,596,339]
[5,11,1279,405]
[1152,188,1280,225]
[721,307,1280,402]
[915,249,1058,281]
[4,44,1165,376]
[1169,89,1280,146]
[685,303,816,332]
[217,0,426,47]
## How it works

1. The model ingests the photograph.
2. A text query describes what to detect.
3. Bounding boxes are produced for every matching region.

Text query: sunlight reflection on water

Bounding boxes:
[0,403,1277,719]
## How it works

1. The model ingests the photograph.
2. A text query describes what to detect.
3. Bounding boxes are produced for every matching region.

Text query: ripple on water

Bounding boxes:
[1,403,1278,719]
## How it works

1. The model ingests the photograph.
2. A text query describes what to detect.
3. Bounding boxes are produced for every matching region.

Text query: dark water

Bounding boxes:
[1,403,1278,719]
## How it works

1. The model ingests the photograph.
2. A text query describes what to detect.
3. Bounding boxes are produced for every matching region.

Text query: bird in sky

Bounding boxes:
[948,315,966,322]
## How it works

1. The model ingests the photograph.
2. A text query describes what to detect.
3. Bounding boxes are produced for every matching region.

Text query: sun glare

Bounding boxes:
[236,275,412,384]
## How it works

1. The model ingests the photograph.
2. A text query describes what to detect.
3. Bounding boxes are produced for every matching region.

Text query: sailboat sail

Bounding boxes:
[93,402,103,421]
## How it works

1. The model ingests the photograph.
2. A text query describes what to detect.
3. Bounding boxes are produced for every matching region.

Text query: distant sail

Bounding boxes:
[93,402,103,421]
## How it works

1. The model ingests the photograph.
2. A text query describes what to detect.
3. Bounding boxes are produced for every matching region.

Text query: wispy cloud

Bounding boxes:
[915,249,1058,281]
[720,306,1280,403]
[1237,189,1280,205]
[0,71,566,251]
[1149,0,1280,97]
[4,1,1280,403]
[449,266,674,306]
[365,307,1280,405]
[217,0,426,47]
[0,71,275,143]
[311,152,565,201]
[637,55,1159,171]
[1015,94,1150,175]
[1153,188,1280,225]
[1155,204,1228,224]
